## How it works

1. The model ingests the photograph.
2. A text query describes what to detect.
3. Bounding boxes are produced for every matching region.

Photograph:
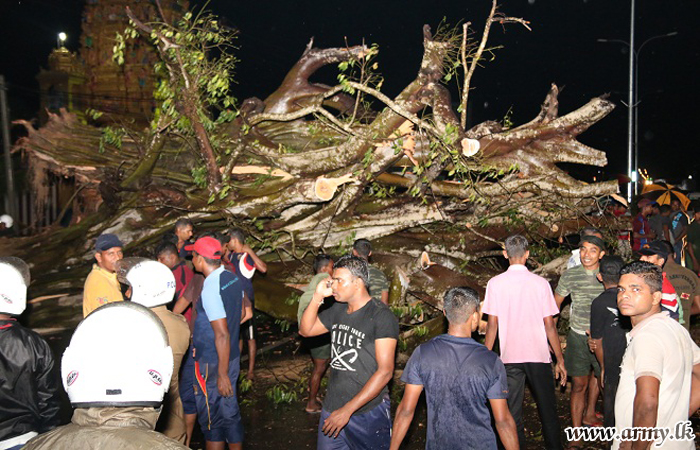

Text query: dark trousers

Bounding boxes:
[603,369,620,429]
[506,363,562,450]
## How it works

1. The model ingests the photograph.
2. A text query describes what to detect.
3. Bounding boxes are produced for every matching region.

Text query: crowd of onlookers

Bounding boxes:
[1,207,699,449]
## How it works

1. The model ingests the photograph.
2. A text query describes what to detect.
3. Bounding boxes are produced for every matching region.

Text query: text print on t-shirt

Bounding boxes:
[330,323,366,372]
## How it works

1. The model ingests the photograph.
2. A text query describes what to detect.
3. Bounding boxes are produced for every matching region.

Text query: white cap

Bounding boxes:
[62,302,173,407]
[0,257,30,315]
[0,214,13,228]
[116,258,176,308]
[238,252,256,279]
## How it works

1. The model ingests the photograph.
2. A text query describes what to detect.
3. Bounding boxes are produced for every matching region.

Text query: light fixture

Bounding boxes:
[58,32,67,48]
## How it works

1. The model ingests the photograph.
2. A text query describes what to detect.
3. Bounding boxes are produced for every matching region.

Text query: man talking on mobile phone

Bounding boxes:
[299,255,399,450]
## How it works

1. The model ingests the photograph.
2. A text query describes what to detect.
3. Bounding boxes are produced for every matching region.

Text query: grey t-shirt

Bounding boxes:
[648,214,671,241]
[318,299,399,414]
[671,211,689,240]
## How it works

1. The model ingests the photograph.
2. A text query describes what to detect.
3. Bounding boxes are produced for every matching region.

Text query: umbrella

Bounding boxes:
[641,182,691,209]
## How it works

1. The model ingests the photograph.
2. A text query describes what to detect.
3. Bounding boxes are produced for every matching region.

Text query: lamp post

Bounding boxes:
[598,26,678,203]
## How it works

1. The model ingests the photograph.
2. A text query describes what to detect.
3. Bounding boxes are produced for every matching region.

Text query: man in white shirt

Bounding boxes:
[613,261,700,449]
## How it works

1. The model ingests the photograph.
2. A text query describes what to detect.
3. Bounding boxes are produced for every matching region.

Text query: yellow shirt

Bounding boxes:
[82,264,123,317]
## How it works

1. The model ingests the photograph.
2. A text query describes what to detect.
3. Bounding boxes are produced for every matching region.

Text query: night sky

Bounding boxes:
[1,0,698,185]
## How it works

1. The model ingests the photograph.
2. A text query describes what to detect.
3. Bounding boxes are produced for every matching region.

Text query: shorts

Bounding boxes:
[304,334,331,360]
[194,360,244,443]
[241,316,256,341]
[564,330,601,378]
[317,396,391,450]
[180,347,197,415]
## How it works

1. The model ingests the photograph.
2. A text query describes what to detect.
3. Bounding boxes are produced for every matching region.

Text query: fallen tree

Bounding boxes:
[6,1,618,345]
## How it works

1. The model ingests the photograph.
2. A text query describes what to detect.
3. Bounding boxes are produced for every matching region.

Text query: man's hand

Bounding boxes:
[601,369,605,389]
[217,373,233,397]
[322,406,352,438]
[554,361,567,387]
[586,330,597,352]
[314,277,333,300]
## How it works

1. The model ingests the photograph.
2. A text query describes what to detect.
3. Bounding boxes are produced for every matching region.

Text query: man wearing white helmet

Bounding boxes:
[24,302,189,450]
[0,257,61,450]
[117,258,191,444]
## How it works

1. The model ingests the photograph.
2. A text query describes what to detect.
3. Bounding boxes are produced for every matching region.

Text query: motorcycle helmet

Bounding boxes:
[0,257,30,316]
[61,301,174,407]
[116,258,176,308]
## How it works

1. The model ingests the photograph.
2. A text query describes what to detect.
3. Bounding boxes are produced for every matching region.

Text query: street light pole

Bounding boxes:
[627,0,635,203]
[598,17,677,204]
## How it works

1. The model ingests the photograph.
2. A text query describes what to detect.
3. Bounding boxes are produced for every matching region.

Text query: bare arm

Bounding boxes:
[627,376,660,450]
[484,315,498,351]
[322,338,397,437]
[298,283,331,337]
[554,293,566,311]
[591,338,604,387]
[544,315,567,386]
[662,224,670,242]
[389,384,423,450]
[172,295,191,315]
[689,363,700,417]
[241,293,253,323]
[380,290,389,305]
[243,244,267,273]
[490,398,519,450]
[211,318,233,397]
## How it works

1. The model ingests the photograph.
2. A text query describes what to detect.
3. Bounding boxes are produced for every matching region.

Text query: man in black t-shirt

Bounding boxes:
[300,255,399,450]
[589,255,630,428]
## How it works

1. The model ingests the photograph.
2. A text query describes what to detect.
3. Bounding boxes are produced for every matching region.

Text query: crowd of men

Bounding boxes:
[1,209,700,449]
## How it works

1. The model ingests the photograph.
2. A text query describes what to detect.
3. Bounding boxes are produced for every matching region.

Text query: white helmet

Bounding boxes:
[0,214,13,228]
[116,258,176,308]
[62,301,173,407]
[0,257,30,316]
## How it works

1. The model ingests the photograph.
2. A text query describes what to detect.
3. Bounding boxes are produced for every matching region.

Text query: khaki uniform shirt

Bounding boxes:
[664,259,700,331]
[24,407,189,450]
[152,306,190,444]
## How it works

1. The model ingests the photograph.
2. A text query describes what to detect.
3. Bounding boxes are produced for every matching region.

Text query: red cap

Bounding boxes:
[185,236,222,260]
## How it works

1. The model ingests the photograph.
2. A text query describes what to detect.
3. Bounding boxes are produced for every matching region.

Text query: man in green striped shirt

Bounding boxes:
[352,239,390,305]
[555,234,606,445]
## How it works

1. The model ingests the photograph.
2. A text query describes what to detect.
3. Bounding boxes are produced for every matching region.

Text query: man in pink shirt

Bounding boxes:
[484,234,567,450]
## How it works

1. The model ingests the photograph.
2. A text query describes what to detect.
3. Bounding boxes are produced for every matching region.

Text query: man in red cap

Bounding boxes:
[186,236,246,450]
[632,199,655,252]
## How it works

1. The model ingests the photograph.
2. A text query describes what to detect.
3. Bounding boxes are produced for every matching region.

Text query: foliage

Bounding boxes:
[284,292,300,306]
[98,126,125,154]
[275,318,291,333]
[337,42,382,123]
[390,303,424,323]
[397,338,408,352]
[266,384,298,406]
[238,374,253,394]
[413,325,429,338]
[113,4,240,189]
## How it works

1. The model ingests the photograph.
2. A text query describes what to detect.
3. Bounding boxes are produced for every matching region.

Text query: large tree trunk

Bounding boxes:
[5,24,619,344]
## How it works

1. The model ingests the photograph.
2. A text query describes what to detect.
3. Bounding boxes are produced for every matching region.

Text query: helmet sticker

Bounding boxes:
[67,370,79,386]
[1,293,12,304]
[148,369,163,386]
